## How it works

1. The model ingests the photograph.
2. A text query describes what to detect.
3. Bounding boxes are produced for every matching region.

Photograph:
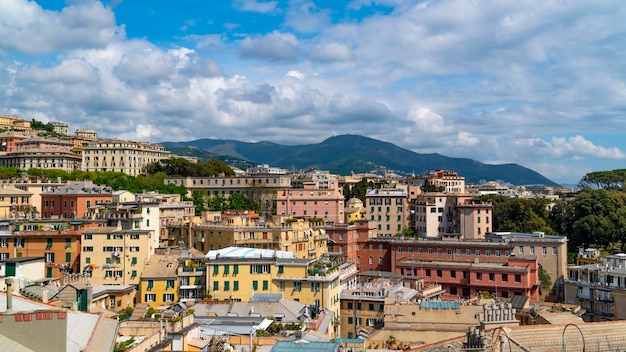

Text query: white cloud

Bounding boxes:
[406,108,452,134]
[239,31,299,61]
[0,0,122,54]
[307,42,353,63]
[235,0,278,14]
[513,135,626,160]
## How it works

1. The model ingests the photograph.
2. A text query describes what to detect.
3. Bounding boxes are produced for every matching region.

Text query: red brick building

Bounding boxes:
[356,237,540,302]
[326,220,377,267]
[40,182,113,219]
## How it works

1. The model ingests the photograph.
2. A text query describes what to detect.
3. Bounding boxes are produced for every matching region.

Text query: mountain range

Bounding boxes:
[161,134,557,186]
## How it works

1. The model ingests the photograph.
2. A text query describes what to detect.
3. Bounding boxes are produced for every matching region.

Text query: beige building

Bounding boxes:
[426,169,466,193]
[487,231,568,301]
[414,193,492,240]
[166,173,291,215]
[50,122,68,135]
[80,226,155,287]
[135,192,195,245]
[12,178,67,215]
[365,185,409,236]
[0,136,81,172]
[169,216,329,259]
[0,115,31,132]
[0,185,33,219]
[81,139,170,176]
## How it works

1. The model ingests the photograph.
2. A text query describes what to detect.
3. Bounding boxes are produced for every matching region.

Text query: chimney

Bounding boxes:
[5,277,14,312]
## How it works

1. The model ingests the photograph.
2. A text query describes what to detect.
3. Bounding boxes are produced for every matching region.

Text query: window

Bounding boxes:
[46,238,53,248]
[515,275,521,283]
[496,250,501,257]
[294,282,302,291]
[489,273,495,281]
[279,281,285,291]
[224,281,230,291]
[451,270,456,278]
[437,269,443,277]
[369,257,373,264]
[129,246,140,252]
[369,303,375,311]
[65,238,71,248]
[476,273,482,281]
[65,252,71,262]
[131,257,137,265]
[233,264,239,274]
[466,249,471,256]
[166,279,175,289]
[502,274,508,282]
[398,247,403,253]
[252,281,258,290]
[83,246,93,252]
[311,282,320,292]
[476,249,481,256]
[145,294,156,302]
[45,252,55,263]
[131,270,137,277]
[224,265,229,274]
[437,248,442,255]
[553,247,558,255]
[485,250,491,256]
[425,269,431,277]
[147,280,154,289]
[234,281,239,291]
[542,247,547,255]
[263,280,269,290]
[213,266,219,275]
[278,266,284,274]
[519,246,524,254]
[530,246,535,254]
[348,317,353,324]
[213,281,219,291]
[163,294,174,302]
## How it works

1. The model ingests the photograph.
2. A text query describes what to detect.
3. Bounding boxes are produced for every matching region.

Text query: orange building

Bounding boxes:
[0,219,104,278]
[40,181,113,219]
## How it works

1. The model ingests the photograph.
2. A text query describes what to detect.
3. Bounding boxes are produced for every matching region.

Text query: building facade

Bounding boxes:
[276,172,345,223]
[81,139,170,176]
[40,181,113,219]
[365,185,409,236]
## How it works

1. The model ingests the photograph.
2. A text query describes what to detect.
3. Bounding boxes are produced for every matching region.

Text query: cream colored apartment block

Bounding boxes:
[170,217,328,259]
[80,226,155,286]
[81,139,170,176]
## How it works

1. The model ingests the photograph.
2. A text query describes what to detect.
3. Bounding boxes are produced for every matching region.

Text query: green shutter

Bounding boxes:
[213,281,219,291]
[233,281,239,291]
[233,265,239,274]
[252,281,258,290]
[213,265,219,275]
[262,280,268,290]
[65,253,71,262]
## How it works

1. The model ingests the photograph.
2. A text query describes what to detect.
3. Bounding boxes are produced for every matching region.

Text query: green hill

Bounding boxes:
[161,134,557,185]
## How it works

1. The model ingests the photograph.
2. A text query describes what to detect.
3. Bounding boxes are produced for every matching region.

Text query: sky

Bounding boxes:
[1,0,625,185]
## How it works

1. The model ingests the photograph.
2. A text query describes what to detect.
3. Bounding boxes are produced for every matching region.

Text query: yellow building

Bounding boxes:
[138,254,179,308]
[169,217,328,259]
[0,185,33,219]
[80,226,155,286]
[204,247,357,337]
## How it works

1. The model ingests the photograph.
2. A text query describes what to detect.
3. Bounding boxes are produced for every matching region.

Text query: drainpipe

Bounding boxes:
[5,277,14,313]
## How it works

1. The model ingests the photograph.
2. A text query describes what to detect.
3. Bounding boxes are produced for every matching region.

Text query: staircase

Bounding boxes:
[19,280,59,302]
[130,303,148,320]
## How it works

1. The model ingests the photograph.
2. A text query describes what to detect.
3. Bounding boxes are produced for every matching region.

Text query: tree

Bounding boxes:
[421,179,445,192]
[539,268,552,292]
[344,178,374,203]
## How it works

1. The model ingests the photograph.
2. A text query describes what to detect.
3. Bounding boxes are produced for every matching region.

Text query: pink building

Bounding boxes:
[276,172,344,223]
